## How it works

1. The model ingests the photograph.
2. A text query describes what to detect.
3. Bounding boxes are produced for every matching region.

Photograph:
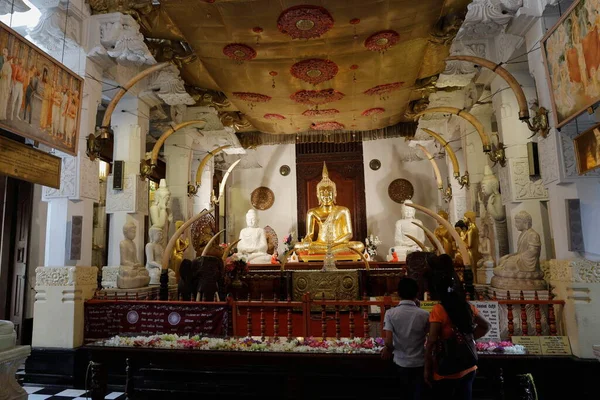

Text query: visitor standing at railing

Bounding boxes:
[381,278,430,400]
[425,254,490,400]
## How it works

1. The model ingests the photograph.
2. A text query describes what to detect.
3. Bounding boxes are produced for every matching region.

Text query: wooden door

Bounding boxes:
[296,142,367,243]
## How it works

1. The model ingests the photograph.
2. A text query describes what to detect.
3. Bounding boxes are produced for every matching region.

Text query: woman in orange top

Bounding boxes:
[424,254,490,400]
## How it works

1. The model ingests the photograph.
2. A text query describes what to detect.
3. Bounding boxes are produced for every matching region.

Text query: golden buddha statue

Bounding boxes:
[434,210,455,258]
[294,163,364,259]
[463,211,481,270]
[171,220,189,280]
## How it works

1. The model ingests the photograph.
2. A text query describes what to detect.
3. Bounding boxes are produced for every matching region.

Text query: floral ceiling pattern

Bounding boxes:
[160,0,472,134]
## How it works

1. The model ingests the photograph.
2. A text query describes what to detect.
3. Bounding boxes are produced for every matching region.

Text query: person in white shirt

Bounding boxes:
[382,278,430,400]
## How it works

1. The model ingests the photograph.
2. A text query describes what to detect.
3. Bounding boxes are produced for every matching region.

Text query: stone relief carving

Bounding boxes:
[538,132,559,185]
[89,13,155,67]
[457,0,521,40]
[136,178,149,216]
[28,3,82,52]
[78,154,100,202]
[547,259,600,283]
[106,175,135,213]
[146,65,194,106]
[511,158,548,200]
[35,266,98,287]
[42,153,77,200]
[0,0,29,14]
[495,32,524,63]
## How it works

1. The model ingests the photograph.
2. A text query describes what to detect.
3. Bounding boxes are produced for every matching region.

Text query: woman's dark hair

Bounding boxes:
[431,254,474,334]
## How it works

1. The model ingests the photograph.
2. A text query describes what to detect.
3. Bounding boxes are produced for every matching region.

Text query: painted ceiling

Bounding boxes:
[157,0,471,134]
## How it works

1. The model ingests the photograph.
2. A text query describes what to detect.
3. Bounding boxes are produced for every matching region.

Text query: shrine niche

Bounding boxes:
[295,142,367,246]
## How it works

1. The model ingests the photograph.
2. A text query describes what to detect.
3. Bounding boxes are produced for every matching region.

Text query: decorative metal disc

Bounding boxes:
[388,179,414,204]
[251,186,275,210]
[280,165,291,176]
[369,159,381,171]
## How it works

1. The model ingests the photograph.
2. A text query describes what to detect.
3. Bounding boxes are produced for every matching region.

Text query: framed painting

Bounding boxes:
[542,0,600,128]
[0,22,83,155]
[573,122,600,174]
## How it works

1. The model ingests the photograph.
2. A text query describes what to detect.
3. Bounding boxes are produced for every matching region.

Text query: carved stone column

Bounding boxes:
[105,97,149,267]
[32,266,97,348]
[0,346,30,400]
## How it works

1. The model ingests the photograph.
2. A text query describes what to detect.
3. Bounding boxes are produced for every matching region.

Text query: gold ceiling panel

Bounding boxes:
[160,0,471,134]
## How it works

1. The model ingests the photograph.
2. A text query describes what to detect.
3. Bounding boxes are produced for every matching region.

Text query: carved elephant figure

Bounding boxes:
[178,256,224,301]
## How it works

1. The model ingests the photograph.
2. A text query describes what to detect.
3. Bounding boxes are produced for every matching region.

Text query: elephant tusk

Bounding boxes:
[411,221,445,254]
[416,144,443,190]
[405,234,427,252]
[195,145,231,186]
[162,208,214,270]
[201,229,225,257]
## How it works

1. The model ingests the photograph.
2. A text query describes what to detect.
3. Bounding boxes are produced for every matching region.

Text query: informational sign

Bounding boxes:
[512,336,543,355]
[0,135,61,188]
[419,301,439,312]
[470,301,500,341]
[84,301,230,341]
[540,336,572,356]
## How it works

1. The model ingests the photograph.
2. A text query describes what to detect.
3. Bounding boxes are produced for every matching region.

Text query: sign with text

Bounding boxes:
[0,135,60,188]
[470,301,500,341]
[512,336,543,355]
[540,336,572,356]
[419,301,438,312]
[84,301,230,341]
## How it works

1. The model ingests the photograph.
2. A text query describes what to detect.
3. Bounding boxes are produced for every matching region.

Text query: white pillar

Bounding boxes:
[105,97,149,267]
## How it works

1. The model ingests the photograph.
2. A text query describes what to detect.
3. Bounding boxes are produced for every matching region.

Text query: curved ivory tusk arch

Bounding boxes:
[414,107,491,152]
[201,229,225,257]
[411,221,445,255]
[420,129,461,178]
[222,239,241,262]
[405,234,427,252]
[447,55,529,120]
[150,120,207,166]
[162,208,214,270]
[216,159,241,204]
[416,144,443,190]
[195,145,231,186]
[101,62,171,129]
[331,245,370,270]
[404,202,470,267]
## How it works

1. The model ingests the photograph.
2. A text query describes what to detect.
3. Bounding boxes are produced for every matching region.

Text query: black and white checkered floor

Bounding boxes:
[17,366,125,399]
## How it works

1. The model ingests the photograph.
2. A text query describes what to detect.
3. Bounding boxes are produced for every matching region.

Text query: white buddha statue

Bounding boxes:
[236,209,272,264]
[491,211,547,290]
[145,226,176,285]
[117,221,150,289]
[388,200,426,262]
[149,179,172,248]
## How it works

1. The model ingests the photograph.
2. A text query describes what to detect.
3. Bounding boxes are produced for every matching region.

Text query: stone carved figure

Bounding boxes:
[481,166,509,257]
[477,223,495,284]
[434,210,455,258]
[491,211,547,290]
[145,226,175,285]
[0,320,16,351]
[387,200,425,262]
[235,209,272,264]
[171,220,189,280]
[295,163,364,256]
[117,221,150,289]
[150,179,172,248]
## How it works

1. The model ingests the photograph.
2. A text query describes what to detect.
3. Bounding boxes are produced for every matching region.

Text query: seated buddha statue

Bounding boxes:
[387,200,425,262]
[294,163,364,258]
[235,209,272,264]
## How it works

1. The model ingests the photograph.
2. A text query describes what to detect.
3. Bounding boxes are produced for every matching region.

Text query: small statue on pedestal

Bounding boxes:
[235,209,272,264]
[387,200,425,262]
[149,179,172,248]
[145,226,175,285]
[477,224,495,284]
[463,211,481,269]
[117,221,150,289]
[491,211,547,290]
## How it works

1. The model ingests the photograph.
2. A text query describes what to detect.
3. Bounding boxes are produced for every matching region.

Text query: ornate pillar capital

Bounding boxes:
[143,64,195,106]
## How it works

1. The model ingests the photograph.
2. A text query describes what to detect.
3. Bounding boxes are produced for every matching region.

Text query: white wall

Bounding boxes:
[363,138,441,255]
[26,184,47,319]
[227,140,443,259]
[227,144,298,255]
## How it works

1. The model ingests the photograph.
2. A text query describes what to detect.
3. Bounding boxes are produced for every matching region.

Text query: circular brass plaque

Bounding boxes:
[280,165,291,176]
[369,159,381,170]
[251,186,275,210]
[296,19,315,31]
[388,179,414,204]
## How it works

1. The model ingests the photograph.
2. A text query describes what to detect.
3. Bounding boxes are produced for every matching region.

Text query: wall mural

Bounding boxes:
[542,0,600,128]
[0,22,83,155]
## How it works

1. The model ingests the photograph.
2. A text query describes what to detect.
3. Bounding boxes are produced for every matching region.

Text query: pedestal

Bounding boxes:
[0,345,30,400]
[32,267,98,348]
[101,266,119,289]
[477,265,494,285]
[96,284,178,300]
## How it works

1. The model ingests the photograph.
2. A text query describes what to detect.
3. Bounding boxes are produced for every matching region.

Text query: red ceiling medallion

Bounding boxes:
[364,82,404,99]
[350,64,359,70]
[311,121,345,131]
[252,27,263,33]
[290,89,345,106]
[277,5,334,40]
[362,107,385,116]
[302,109,339,117]
[232,92,271,109]
[223,43,257,62]
[349,18,360,25]
[264,113,286,120]
[364,30,400,53]
[291,59,338,85]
